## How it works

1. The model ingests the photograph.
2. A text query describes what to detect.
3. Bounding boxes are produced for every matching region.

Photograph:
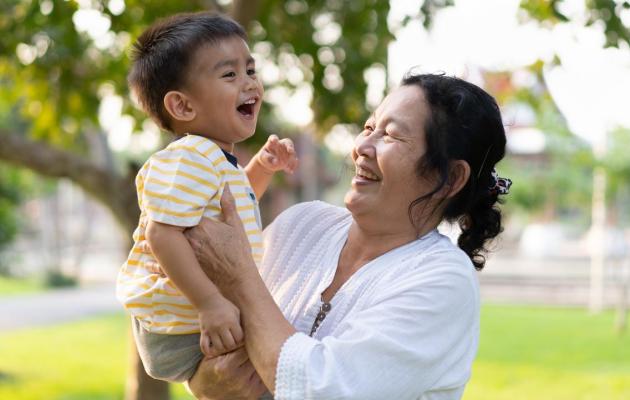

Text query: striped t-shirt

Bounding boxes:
[116,134,263,334]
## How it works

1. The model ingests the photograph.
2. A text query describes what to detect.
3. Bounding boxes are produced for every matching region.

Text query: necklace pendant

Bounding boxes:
[309,301,332,337]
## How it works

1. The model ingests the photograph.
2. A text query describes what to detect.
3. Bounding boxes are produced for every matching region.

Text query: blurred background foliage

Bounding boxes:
[1,0,630,399]
[0,0,393,236]
[1,0,629,233]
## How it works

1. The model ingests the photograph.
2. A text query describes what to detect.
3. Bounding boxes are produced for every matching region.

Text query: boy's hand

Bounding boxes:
[255,134,298,174]
[199,294,244,358]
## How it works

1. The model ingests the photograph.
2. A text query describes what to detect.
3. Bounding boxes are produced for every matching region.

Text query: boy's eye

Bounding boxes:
[247,68,256,75]
[222,71,236,78]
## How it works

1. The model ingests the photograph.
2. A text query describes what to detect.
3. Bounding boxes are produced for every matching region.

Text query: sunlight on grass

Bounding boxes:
[0,313,192,400]
[465,305,630,400]
[0,276,44,297]
[0,306,628,399]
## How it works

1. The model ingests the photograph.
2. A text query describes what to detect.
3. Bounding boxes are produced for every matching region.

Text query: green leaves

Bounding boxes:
[0,0,394,155]
[520,0,630,47]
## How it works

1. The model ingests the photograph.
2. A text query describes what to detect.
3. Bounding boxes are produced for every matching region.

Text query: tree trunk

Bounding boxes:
[0,132,169,399]
[0,132,138,233]
[0,5,258,399]
[126,329,171,400]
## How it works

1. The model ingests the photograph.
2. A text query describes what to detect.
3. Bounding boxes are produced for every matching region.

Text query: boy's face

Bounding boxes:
[183,36,263,150]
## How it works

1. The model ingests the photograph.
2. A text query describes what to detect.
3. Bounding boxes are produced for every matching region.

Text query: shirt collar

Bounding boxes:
[221,149,238,168]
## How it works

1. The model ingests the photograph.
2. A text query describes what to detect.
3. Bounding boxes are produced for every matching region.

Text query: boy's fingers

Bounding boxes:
[260,151,273,164]
[200,334,212,357]
[286,156,299,174]
[138,240,151,253]
[145,260,165,275]
[220,329,237,351]
[280,138,295,153]
[210,333,226,356]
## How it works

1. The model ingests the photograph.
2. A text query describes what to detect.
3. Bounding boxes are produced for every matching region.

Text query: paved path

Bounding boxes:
[0,284,120,332]
[1,259,625,333]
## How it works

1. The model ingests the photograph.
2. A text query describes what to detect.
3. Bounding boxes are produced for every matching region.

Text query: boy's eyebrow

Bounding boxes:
[212,56,256,71]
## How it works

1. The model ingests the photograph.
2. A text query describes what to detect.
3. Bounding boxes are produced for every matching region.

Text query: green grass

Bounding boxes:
[465,305,630,400]
[0,306,628,399]
[0,275,44,297]
[0,313,192,400]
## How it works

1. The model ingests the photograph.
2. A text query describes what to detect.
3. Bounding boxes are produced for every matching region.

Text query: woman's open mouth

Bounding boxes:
[355,166,380,181]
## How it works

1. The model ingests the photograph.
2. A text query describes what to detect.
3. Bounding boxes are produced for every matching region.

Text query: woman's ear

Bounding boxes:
[164,91,196,122]
[436,160,471,199]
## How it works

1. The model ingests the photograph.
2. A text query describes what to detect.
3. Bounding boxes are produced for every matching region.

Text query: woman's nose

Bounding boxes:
[354,133,376,159]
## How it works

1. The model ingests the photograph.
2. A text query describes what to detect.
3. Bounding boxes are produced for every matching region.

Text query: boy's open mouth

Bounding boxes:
[237,99,256,116]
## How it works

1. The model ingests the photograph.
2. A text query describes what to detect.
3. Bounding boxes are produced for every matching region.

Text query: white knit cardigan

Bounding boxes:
[258,201,480,400]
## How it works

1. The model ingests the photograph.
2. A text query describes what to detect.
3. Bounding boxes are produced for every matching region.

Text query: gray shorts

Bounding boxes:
[132,317,203,383]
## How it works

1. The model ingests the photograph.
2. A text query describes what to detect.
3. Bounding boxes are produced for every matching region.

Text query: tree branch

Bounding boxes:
[0,132,139,234]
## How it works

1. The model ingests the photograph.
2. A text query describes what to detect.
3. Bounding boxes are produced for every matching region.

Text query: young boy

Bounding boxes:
[116,12,297,383]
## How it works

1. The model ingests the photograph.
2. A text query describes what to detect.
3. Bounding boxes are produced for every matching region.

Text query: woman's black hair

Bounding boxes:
[402,73,507,271]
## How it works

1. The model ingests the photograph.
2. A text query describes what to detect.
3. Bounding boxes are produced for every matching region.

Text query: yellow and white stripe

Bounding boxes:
[117,134,263,334]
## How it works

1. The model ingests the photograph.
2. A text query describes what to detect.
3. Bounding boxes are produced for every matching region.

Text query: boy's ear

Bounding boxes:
[435,160,471,199]
[163,91,196,122]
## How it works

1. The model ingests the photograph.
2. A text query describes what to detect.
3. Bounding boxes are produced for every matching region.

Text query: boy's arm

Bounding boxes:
[145,220,243,354]
[244,155,274,200]
[145,220,221,307]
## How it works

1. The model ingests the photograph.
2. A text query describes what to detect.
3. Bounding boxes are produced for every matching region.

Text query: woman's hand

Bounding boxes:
[137,185,257,289]
[187,347,268,400]
[184,185,258,292]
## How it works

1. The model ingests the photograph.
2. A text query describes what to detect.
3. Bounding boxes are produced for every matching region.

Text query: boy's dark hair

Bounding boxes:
[128,12,247,131]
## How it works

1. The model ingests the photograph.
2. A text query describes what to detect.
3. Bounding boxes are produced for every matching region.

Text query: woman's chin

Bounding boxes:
[344,191,369,214]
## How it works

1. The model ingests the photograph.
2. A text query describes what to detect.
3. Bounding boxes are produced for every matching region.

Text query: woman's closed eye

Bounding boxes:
[383,130,399,141]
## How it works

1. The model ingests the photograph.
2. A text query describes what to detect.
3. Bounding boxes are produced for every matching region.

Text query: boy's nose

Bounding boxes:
[243,77,258,92]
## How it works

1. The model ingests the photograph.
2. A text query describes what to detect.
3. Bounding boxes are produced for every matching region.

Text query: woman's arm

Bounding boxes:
[184,186,295,392]
[186,188,478,399]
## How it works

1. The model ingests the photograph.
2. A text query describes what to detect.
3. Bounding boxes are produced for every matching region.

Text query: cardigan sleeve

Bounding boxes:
[273,256,479,400]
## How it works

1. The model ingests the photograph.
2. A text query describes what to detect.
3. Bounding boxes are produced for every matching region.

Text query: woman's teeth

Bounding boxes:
[356,166,379,181]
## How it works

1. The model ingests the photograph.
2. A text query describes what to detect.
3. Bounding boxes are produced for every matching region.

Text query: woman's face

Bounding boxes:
[345,85,435,229]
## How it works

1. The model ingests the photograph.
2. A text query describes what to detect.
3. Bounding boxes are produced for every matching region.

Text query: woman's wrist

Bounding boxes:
[222,260,261,306]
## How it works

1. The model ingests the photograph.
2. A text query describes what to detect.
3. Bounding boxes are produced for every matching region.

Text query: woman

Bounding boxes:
[177,73,511,399]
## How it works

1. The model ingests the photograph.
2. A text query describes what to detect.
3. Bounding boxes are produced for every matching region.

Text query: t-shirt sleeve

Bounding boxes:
[141,147,221,227]
[274,257,479,400]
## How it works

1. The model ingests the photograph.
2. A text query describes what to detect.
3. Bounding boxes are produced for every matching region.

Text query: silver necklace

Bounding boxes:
[309,298,332,337]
